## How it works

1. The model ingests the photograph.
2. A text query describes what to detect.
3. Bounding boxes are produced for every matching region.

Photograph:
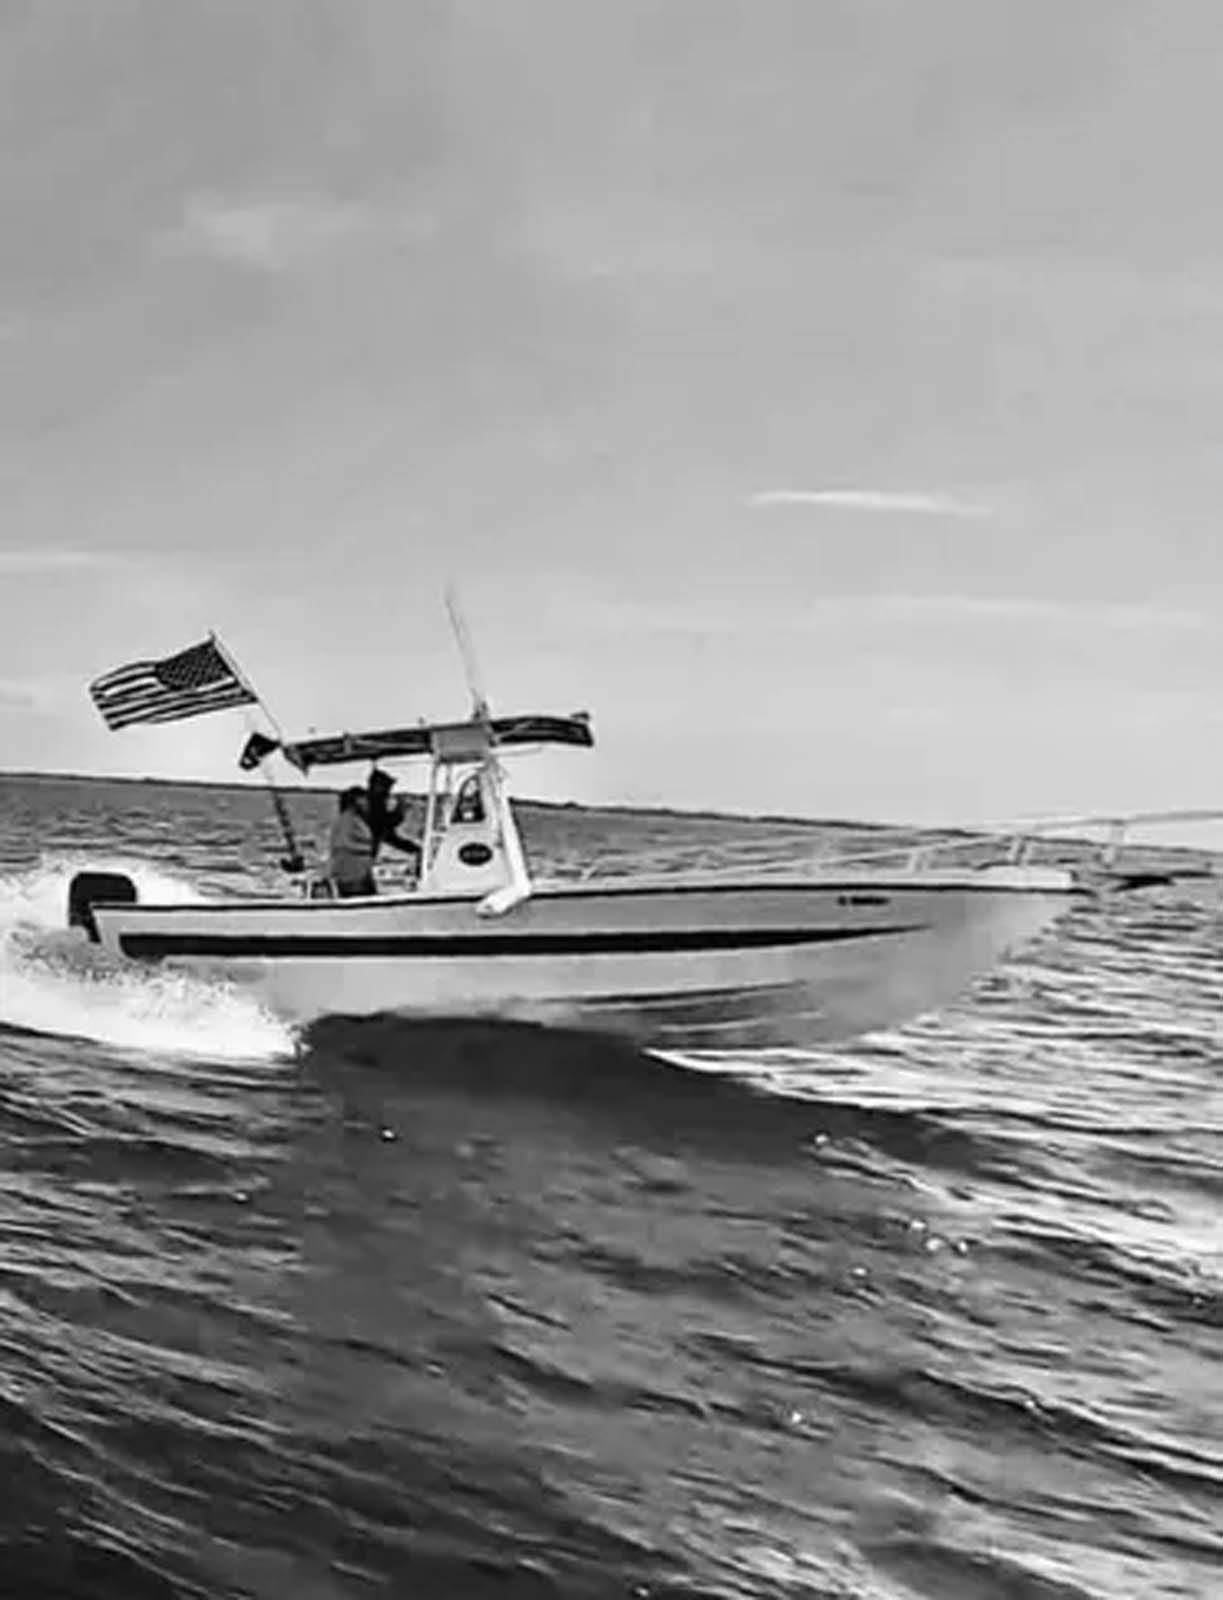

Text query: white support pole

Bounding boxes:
[478,753,534,916]
[444,582,491,719]
[419,754,441,889]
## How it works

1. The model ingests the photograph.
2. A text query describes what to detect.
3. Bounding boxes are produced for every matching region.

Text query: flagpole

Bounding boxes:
[209,632,306,875]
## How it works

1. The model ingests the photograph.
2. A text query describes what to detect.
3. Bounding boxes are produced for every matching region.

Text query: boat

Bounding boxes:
[66,615,1218,1051]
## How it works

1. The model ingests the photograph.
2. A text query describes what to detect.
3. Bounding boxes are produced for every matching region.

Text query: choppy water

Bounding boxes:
[0,774,1220,1599]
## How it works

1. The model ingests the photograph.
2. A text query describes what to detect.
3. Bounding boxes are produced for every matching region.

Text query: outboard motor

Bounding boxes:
[67,871,138,943]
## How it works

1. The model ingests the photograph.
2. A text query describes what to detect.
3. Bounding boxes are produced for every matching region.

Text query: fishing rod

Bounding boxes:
[210,634,307,875]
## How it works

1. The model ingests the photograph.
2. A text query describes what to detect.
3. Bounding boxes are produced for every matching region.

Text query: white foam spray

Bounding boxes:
[0,856,298,1063]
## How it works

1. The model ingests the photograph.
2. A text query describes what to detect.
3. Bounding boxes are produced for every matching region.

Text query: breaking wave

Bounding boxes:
[0,857,297,1062]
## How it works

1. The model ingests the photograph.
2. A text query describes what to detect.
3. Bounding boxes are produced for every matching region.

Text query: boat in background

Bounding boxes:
[66,606,1220,1051]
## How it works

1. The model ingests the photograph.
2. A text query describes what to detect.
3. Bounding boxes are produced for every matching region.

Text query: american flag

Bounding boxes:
[89,637,257,731]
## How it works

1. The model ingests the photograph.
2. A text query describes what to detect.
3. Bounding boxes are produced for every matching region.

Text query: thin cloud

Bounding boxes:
[551,589,1204,638]
[163,193,438,274]
[0,549,125,575]
[817,593,1204,630]
[0,672,80,714]
[0,681,37,711]
[749,489,991,519]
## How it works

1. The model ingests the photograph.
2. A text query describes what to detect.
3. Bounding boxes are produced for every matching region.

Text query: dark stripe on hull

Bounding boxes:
[116,923,928,962]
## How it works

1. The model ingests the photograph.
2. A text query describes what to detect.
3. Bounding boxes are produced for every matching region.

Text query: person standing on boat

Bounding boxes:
[366,769,422,876]
[328,786,377,898]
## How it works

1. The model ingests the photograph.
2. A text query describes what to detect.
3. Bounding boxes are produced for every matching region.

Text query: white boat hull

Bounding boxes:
[88,867,1081,1049]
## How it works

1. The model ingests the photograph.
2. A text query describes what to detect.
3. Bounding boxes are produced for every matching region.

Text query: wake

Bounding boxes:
[0,856,297,1062]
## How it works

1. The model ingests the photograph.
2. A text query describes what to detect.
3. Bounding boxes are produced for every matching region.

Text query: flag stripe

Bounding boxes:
[96,695,255,730]
[92,660,159,683]
[93,678,250,712]
[92,675,246,707]
[99,689,254,728]
[96,683,253,720]
[106,696,252,724]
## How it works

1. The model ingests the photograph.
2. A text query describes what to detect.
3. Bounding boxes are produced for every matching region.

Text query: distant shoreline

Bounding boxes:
[5,769,1205,855]
[0,766,901,833]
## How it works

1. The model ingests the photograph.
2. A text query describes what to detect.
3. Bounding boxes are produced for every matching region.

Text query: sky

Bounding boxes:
[4,0,1223,824]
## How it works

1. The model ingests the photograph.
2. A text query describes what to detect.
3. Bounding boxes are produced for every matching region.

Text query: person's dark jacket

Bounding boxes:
[367,789,421,861]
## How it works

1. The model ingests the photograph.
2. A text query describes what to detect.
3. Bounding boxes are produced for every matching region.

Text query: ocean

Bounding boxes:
[0,773,1219,1599]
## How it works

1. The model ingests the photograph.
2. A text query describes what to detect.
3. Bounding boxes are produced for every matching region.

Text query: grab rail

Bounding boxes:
[557,808,1223,883]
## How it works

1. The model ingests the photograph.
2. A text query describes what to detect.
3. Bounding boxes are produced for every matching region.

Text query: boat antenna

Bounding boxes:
[444,582,491,720]
[210,632,307,874]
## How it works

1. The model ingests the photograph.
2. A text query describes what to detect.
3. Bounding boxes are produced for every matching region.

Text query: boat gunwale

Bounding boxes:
[93,870,1087,921]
